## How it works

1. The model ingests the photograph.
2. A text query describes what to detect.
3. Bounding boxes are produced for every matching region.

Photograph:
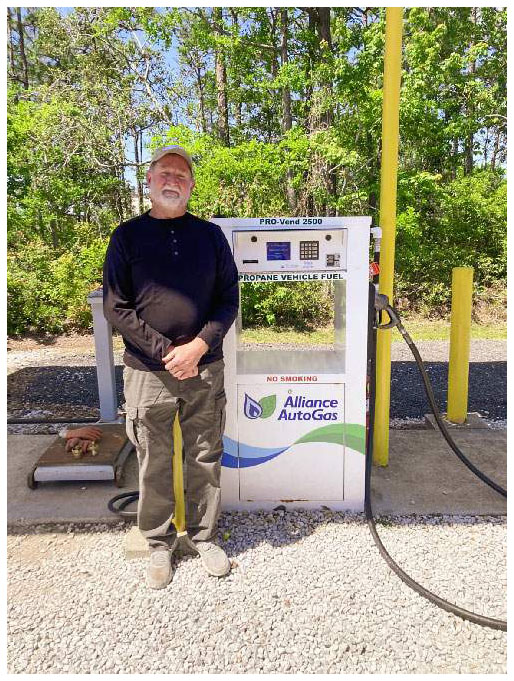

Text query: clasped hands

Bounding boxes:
[162,337,209,380]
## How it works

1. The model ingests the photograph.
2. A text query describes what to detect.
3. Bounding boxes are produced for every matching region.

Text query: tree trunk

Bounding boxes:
[317,7,333,132]
[464,131,474,175]
[267,8,280,141]
[464,8,477,175]
[133,130,144,214]
[16,7,29,89]
[280,8,292,133]
[193,59,208,133]
[198,74,207,133]
[7,9,16,77]
[306,7,336,215]
[304,9,317,130]
[115,136,127,222]
[483,127,489,167]
[230,9,242,129]
[280,8,296,213]
[491,129,499,171]
[213,8,230,146]
[139,129,143,174]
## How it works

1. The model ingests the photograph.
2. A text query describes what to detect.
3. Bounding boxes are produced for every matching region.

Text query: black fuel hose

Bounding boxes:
[108,490,139,517]
[366,286,506,631]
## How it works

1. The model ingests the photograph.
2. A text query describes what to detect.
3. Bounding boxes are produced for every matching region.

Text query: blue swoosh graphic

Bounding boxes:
[221,435,287,469]
[221,424,365,469]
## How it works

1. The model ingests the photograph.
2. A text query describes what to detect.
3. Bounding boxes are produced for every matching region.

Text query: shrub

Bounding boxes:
[7,236,108,335]
[394,168,506,311]
[241,281,333,329]
[7,243,64,334]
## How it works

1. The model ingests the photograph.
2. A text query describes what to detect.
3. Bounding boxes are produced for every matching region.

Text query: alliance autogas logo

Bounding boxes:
[244,393,277,419]
[244,393,339,421]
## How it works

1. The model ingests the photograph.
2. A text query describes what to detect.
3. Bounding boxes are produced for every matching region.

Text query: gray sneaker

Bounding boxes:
[194,541,231,577]
[146,547,173,589]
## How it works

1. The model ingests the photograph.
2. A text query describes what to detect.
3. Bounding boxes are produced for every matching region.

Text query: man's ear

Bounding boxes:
[146,169,152,186]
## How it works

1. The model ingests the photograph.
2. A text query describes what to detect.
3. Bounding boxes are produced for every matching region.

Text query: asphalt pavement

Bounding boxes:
[7,351,507,422]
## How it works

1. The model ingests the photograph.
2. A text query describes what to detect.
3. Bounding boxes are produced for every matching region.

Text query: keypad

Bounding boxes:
[299,240,319,260]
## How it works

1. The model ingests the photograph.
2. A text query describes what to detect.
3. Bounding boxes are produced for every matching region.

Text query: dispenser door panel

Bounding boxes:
[237,384,345,501]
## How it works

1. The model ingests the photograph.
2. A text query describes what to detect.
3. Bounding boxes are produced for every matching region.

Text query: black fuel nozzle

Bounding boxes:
[374,292,389,312]
[373,292,399,330]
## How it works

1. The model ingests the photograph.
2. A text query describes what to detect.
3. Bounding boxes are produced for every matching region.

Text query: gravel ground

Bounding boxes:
[7,336,507,672]
[7,336,507,427]
[7,512,506,674]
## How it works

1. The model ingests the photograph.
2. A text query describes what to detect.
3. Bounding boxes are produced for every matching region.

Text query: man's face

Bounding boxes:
[146,154,195,217]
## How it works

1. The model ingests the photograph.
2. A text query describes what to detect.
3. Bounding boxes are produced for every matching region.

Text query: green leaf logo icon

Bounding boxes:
[258,395,276,419]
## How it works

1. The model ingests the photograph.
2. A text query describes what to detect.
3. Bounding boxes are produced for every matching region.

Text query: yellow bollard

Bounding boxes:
[447,267,474,423]
[373,7,404,466]
[171,413,186,533]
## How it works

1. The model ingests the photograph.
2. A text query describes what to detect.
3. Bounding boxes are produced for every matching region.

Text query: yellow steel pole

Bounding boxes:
[447,267,474,423]
[373,8,404,466]
[172,414,186,533]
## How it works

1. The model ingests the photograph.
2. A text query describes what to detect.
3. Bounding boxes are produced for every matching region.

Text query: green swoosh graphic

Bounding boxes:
[294,423,366,455]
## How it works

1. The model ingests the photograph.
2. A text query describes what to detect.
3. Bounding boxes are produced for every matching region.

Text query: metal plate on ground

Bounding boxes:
[29,424,133,487]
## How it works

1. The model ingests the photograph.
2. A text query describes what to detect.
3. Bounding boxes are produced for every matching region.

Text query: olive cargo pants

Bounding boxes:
[124,360,226,550]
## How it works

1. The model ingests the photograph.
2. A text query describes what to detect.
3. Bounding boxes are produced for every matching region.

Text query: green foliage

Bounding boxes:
[241,282,332,329]
[6,7,507,335]
[7,87,128,251]
[7,235,108,335]
[395,168,506,311]
[8,242,62,335]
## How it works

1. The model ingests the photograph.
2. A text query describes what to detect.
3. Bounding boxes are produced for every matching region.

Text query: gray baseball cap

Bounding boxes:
[150,145,194,175]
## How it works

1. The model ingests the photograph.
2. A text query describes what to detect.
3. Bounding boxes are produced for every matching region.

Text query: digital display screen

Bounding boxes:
[266,242,291,260]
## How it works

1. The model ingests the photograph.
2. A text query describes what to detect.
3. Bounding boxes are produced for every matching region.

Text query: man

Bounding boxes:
[102,145,239,589]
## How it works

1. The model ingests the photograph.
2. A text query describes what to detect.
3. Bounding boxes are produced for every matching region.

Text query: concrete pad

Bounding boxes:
[371,429,507,516]
[424,412,490,430]
[124,526,150,559]
[8,429,506,532]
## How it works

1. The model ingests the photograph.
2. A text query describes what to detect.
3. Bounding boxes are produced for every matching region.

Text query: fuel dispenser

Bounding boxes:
[107,214,506,631]
[211,217,371,511]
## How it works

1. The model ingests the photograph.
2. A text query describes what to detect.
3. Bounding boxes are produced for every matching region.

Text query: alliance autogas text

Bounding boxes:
[278,395,338,421]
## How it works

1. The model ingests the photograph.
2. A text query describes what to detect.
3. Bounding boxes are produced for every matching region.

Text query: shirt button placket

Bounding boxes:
[170,229,178,257]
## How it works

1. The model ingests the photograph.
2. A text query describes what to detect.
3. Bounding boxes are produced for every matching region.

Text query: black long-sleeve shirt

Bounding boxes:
[102,210,239,371]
